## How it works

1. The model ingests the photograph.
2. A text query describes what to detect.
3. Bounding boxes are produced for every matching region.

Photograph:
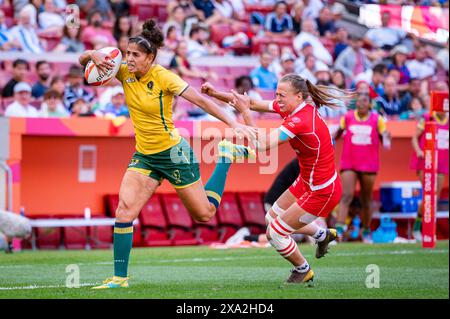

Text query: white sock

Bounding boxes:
[294,261,310,273]
[313,228,326,242]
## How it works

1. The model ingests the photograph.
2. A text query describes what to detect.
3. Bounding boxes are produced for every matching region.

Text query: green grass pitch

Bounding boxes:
[0,241,448,299]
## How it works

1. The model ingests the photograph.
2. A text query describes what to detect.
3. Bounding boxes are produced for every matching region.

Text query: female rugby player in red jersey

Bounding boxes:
[202,74,351,283]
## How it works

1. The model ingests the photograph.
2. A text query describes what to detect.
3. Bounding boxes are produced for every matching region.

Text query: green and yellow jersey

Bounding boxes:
[116,63,189,154]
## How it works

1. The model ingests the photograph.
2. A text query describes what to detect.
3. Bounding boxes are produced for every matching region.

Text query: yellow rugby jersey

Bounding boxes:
[116,63,189,154]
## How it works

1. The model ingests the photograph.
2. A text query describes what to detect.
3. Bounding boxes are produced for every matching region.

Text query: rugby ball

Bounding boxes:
[85,47,122,86]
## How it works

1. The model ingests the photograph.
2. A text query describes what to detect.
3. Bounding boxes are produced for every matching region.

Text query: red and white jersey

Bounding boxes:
[271,100,337,191]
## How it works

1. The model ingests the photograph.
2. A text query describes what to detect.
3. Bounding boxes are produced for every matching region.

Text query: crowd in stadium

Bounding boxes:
[0,0,448,120]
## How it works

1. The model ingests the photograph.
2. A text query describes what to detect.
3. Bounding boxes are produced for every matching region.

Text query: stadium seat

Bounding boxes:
[64,226,88,249]
[36,227,61,249]
[210,23,233,47]
[193,215,220,245]
[89,226,113,249]
[257,89,275,100]
[237,192,266,234]
[139,195,172,247]
[161,194,198,246]
[216,192,244,242]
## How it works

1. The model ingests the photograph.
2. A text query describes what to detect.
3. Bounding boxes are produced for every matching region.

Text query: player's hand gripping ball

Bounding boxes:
[85,47,122,86]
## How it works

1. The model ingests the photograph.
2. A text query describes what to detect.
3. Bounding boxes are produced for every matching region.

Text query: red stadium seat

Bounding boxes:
[139,195,172,246]
[161,194,198,246]
[257,89,275,100]
[64,226,88,249]
[89,226,113,249]
[237,192,266,233]
[193,216,220,245]
[210,23,233,47]
[36,227,61,249]
[216,193,244,241]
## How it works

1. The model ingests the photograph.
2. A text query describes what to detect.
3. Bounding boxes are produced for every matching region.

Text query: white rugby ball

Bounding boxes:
[85,47,122,86]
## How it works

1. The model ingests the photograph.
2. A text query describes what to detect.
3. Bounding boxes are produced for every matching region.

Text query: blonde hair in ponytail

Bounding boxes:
[280,74,355,109]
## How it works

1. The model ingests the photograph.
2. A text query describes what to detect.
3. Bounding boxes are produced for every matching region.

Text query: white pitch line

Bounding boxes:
[0,283,96,290]
[0,248,447,270]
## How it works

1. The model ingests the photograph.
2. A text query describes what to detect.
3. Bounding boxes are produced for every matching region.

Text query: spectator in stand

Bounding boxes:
[168,0,205,37]
[355,63,387,98]
[110,0,130,18]
[334,92,391,243]
[186,24,222,58]
[364,11,416,51]
[53,25,85,53]
[71,97,95,117]
[293,18,333,66]
[8,7,44,53]
[298,54,317,84]
[315,6,336,38]
[331,69,347,90]
[264,1,294,37]
[170,41,219,81]
[193,0,228,26]
[38,0,65,35]
[234,75,263,102]
[400,78,426,111]
[63,65,95,111]
[291,1,304,34]
[333,26,348,59]
[0,9,20,51]
[330,0,347,22]
[250,51,278,90]
[81,10,117,50]
[406,44,437,80]
[314,61,331,84]
[399,96,426,121]
[4,82,39,117]
[302,0,324,20]
[294,41,313,73]
[163,5,186,43]
[334,34,372,82]
[76,0,115,22]
[101,86,129,118]
[39,89,69,117]
[375,76,406,116]
[279,52,296,78]
[436,39,448,73]
[213,0,241,22]
[164,25,181,52]
[1,58,30,98]
[113,14,132,43]
[267,43,282,78]
[49,75,66,96]
[20,0,41,28]
[387,44,411,92]
[31,60,52,99]
[117,35,128,60]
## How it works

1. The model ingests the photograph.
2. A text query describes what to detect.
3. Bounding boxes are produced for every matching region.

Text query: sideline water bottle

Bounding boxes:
[350,215,361,239]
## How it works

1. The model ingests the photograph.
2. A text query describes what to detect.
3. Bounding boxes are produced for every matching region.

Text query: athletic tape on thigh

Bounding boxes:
[268,217,297,257]
[299,212,318,224]
[266,202,285,224]
[272,202,285,216]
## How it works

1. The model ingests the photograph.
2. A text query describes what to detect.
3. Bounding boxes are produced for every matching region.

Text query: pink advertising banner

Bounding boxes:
[359,4,449,44]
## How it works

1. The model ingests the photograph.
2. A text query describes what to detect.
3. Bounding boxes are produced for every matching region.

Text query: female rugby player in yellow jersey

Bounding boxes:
[79,19,256,289]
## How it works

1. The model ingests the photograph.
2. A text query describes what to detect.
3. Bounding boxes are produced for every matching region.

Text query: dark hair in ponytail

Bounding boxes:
[280,73,354,109]
[129,19,164,60]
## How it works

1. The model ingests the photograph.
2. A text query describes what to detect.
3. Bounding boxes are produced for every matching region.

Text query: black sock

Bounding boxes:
[244,235,259,242]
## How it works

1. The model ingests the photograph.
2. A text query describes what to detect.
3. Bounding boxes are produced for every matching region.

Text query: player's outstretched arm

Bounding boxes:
[181,86,257,140]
